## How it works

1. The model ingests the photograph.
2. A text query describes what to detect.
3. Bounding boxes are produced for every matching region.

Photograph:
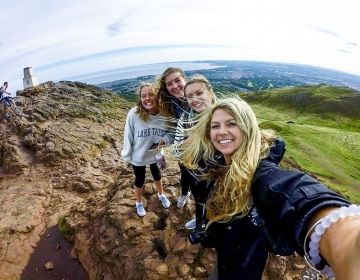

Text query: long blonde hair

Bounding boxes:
[180,96,275,223]
[136,83,158,122]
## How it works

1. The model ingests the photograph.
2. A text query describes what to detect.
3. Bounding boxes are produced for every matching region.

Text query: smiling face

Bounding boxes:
[140,86,159,114]
[185,82,213,113]
[210,108,243,164]
[165,71,186,99]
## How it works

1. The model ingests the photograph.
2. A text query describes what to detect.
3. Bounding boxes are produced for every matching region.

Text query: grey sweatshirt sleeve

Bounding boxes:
[121,109,135,162]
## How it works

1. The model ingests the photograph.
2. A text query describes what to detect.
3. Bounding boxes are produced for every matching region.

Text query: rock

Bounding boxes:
[0,81,312,280]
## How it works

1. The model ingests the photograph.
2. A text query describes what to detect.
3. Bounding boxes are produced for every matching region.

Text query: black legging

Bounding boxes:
[179,164,211,204]
[132,163,161,188]
[179,163,191,196]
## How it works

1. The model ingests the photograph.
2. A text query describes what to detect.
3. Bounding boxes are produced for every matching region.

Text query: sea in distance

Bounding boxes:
[75,61,222,85]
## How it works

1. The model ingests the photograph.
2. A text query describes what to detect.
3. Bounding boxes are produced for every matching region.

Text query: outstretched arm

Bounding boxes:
[308,207,360,280]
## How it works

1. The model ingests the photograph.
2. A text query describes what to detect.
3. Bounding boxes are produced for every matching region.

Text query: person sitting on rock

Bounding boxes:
[0,82,20,117]
[121,83,172,217]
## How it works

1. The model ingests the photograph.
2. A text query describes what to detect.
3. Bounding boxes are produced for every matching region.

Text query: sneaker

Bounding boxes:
[177,192,191,208]
[135,202,146,217]
[185,218,196,230]
[158,193,171,208]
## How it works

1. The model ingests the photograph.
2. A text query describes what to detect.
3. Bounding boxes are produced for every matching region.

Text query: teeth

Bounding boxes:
[219,140,232,144]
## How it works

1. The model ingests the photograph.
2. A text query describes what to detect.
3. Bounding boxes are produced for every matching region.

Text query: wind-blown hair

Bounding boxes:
[180,96,275,224]
[136,83,158,122]
[157,67,186,118]
[184,74,214,96]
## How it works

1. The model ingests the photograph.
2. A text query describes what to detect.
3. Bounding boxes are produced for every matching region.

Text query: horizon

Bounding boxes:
[1,0,360,91]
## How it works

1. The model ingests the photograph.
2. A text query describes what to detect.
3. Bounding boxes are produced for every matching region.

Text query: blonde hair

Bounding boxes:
[136,83,158,122]
[184,74,217,102]
[157,67,186,117]
[185,74,213,92]
[180,96,275,224]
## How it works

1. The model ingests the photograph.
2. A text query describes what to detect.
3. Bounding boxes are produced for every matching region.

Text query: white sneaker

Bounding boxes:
[135,202,146,217]
[158,193,171,208]
[185,218,196,230]
[177,192,191,208]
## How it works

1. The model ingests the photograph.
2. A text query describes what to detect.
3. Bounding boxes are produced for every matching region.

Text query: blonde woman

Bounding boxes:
[180,96,360,280]
[122,83,172,217]
[173,75,216,231]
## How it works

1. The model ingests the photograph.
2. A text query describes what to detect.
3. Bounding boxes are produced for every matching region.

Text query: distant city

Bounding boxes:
[88,61,360,100]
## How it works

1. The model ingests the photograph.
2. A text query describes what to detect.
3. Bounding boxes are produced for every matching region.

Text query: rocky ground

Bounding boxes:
[0,82,321,280]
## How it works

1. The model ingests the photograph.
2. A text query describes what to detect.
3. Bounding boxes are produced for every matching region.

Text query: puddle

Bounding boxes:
[21,226,89,280]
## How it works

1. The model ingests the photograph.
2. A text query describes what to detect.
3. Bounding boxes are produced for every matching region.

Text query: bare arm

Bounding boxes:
[308,207,360,280]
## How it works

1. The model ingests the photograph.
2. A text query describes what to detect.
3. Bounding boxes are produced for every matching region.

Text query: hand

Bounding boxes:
[158,139,166,148]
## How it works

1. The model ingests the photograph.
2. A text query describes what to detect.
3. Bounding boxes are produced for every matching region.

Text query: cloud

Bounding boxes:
[309,26,344,40]
[2,0,360,91]
[106,19,126,37]
[347,42,358,47]
[337,49,350,53]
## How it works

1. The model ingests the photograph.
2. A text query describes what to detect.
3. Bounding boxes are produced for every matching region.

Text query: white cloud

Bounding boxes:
[1,0,359,91]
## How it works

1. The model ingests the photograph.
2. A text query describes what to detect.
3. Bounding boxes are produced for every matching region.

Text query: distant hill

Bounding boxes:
[98,60,360,99]
[240,86,360,203]
[243,85,360,120]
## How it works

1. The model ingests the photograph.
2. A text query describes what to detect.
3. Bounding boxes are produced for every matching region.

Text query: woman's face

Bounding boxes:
[140,86,158,114]
[210,109,243,164]
[185,83,213,113]
[165,72,186,99]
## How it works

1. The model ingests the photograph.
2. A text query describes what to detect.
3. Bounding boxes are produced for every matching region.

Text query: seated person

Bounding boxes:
[1,82,20,116]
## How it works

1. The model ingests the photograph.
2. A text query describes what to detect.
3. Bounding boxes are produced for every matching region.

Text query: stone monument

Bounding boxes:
[23,67,39,89]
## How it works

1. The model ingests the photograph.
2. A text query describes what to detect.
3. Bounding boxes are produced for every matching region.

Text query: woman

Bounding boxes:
[157,67,188,119]
[121,83,172,217]
[157,67,193,208]
[173,75,216,231]
[180,96,360,279]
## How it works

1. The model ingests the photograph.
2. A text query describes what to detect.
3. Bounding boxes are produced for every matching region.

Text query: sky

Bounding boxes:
[1,0,360,92]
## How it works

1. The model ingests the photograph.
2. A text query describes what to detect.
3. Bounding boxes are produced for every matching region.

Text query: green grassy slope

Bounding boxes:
[242,86,360,203]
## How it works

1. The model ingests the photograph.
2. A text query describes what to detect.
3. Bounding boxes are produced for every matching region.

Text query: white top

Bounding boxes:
[121,107,173,166]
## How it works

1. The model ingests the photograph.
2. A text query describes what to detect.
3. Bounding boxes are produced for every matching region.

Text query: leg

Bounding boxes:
[177,164,192,208]
[132,165,146,203]
[150,162,162,193]
[189,180,214,229]
[154,179,163,195]
[150,163,170,208]
[179,164,191,195]
[132,165,147,216]
[134,186,144,203]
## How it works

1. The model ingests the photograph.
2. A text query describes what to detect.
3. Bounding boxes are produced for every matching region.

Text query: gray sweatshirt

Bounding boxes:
[121,107,173,166]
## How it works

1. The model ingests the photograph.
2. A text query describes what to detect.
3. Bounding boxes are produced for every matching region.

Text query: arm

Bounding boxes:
[170,114,185,156]
[121,110,135,163]
[308,207,360,280]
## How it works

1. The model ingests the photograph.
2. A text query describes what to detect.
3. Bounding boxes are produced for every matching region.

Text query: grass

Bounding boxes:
[58,215,72,238]
[248,95,360,204]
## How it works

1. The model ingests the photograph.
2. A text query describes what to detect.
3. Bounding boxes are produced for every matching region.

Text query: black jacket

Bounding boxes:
[203,139,350,280]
